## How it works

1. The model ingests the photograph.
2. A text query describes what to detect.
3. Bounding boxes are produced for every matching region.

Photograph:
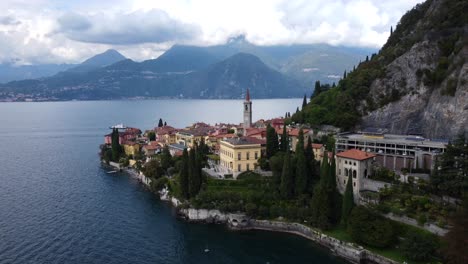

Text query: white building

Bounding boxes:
[336,149,376,203]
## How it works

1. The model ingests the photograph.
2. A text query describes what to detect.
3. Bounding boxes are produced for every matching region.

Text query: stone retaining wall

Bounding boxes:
[177,208,399,264]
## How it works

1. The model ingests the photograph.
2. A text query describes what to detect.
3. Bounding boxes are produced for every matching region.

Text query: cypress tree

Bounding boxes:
[280,150,294,199]
[160,145,172,170]
[111,128,122,162]
[341,172,355,225]
[390,26,393,36]
[158,118,163,127]
[326,153,337,191]
[343,70,347,79]
[302,94,307,109]
[365,55,369,62]
[309,151,335,229]
[295,129,307,195]
[280,125,289,152]
[310,184,332,229]
[164,121,167,126]
[179,148,190,199]
[266,124,278,158]
[188,148,201,197]
[320,151,329,181]
[305,136,318,191]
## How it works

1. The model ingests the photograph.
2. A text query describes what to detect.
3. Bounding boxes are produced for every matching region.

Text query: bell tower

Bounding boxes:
[243,88,252,132]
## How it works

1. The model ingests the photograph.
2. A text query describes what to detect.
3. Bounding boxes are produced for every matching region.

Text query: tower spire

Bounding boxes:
[245,88,250,102]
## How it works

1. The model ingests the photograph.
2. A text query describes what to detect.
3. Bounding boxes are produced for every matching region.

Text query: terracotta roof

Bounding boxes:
[288,128,310,137]
[143,145,160,150]
[336,149,376,161]
[245,128,266,137]
[312,143,323,149]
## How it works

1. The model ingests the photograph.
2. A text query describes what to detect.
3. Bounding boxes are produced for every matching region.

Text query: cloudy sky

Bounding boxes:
[0,0,423,65]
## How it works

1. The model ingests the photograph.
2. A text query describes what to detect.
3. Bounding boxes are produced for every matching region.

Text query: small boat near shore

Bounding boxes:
[106,170,118,174]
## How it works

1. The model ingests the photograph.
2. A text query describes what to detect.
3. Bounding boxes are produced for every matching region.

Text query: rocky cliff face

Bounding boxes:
[358,0,467,139]
[361,42,467,139]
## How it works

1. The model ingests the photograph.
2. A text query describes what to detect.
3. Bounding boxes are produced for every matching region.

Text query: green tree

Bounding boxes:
[402,230,439,261]
[347,206,396,248]
[147,131,156,141]
[302,94,307,109]
[341,172,355,225]
[160,145,172,170]
[270,152,285,189]
[179,149,190,199]
[305,137,319,191]
[158,118,163,127]
[189,148,201,197]
[443,197,468,264]
[295,129,307,196]
[266,124,278,158]
[143,159,164,179]
[431,134,468,198]
[111,128,122,162]
[280,150,294,199]
[280,125,289,152]
[309,184,332,229]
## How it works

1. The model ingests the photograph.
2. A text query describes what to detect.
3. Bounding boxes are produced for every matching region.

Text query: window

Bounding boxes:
[353,182,356,187]
[255,152,258,159]
[247,164,250,171]
[345,160,348,164]
[353,170,357,178]
[246,152,250,160]
[364,169,368,178]
[354,162,356,166]
[238,153,241,160]
[345,169,348,176]
[238,164,241,171]
[339,169,341,175]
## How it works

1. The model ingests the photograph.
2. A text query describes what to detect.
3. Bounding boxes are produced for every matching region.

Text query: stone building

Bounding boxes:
[219,137,262,177]
[336,128,447,171]
[335,149,376,203]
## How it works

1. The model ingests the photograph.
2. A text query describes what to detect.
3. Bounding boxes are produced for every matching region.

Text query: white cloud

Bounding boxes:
[0,0,424,65]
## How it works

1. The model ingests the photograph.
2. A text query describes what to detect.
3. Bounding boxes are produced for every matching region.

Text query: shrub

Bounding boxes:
[348,206,396,248]
[401,230,439,261]
[245,203,258,217]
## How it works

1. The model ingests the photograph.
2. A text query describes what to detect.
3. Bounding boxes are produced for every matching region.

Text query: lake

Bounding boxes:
[0,99,346,264]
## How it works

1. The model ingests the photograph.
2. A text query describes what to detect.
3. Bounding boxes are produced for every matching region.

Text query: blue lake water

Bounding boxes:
[0,99,346,264]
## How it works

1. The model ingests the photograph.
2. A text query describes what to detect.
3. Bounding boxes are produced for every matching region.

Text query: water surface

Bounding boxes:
[0,99,346,264]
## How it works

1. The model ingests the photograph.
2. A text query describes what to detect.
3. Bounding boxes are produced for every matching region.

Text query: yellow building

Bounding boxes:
[123,142,141,157]
[219,137,262,175]
[176,129,208,148]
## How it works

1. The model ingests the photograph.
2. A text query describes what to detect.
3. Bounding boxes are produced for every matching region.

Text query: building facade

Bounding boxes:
[219,137,261,176]
[336,129,447,172]
[336,149,376,203]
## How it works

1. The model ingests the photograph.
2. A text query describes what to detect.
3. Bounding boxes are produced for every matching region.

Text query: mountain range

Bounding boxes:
[0,36,373,101]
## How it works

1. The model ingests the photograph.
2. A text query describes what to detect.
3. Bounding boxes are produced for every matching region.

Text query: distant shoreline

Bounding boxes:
[0,97,303,103]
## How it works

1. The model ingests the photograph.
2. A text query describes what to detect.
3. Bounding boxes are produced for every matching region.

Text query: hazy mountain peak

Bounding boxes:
[81,49,126,67]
